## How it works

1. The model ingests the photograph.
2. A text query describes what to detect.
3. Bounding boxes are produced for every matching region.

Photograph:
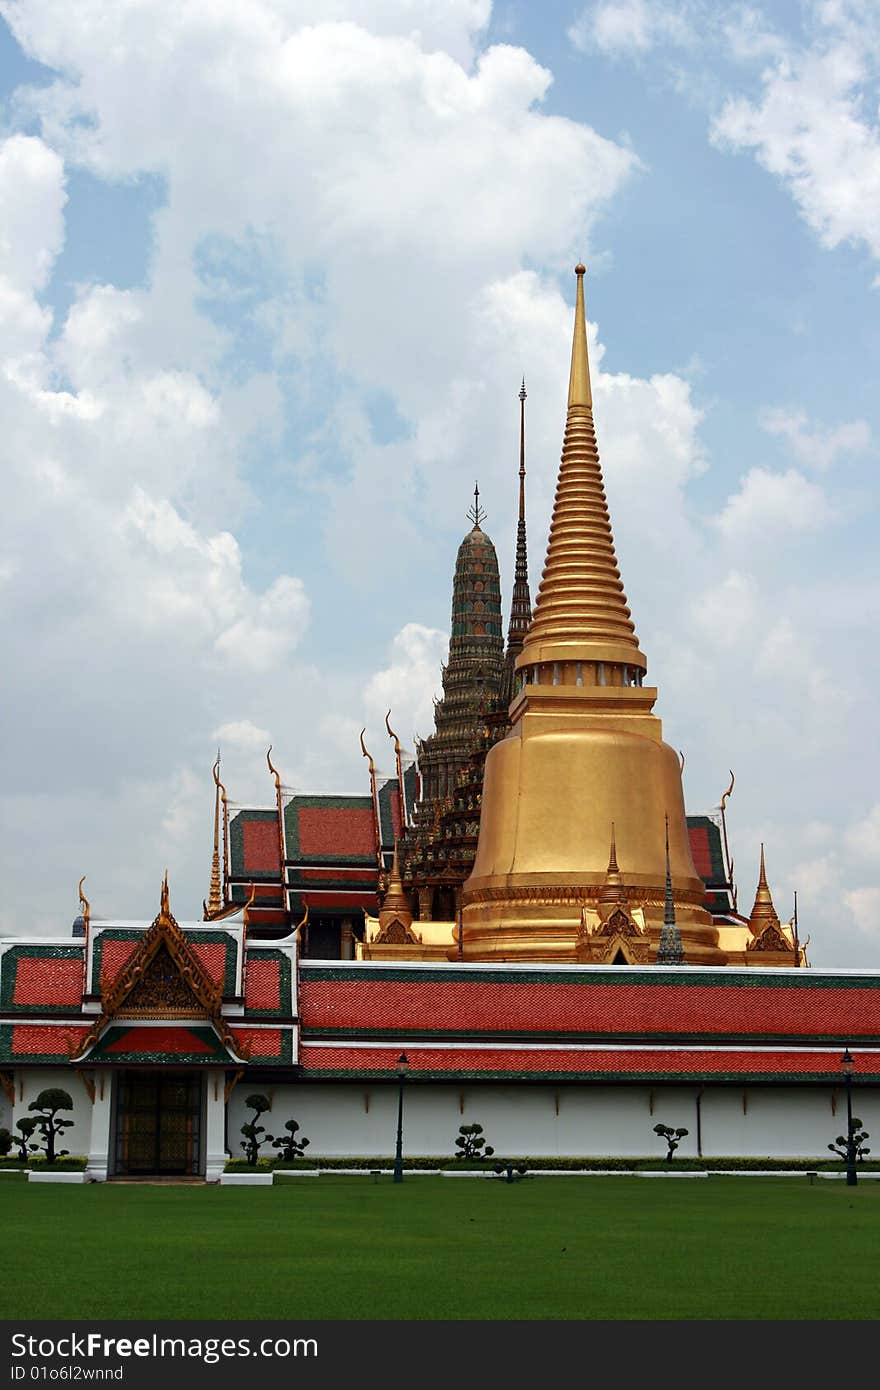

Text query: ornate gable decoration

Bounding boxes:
[747,921,794,954]
[73,876,240,1061]
[576,904,652,964]
[375,917,421,947]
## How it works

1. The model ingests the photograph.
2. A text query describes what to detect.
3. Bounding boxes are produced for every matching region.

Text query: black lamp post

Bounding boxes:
[841,1047,858,1188]
[393,1051,409,1183]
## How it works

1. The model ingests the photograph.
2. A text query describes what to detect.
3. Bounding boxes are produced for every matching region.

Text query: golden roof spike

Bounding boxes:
[77,876,90,932]
[206,753,223,918]
[379,838,413,929]
[748,842,780,936]
[568,263,592,409]
[160,870,170,918]
[213,750,230,909]
[598,822,625,911]
[385,709,408,829]
[516,264,646,677]
[360,728,383,871]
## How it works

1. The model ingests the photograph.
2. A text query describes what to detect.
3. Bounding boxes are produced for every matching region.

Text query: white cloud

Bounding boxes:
[716,466,833,540]
[211,720,272,750]
[845,804,880,861]
[761,407,871,472]
[844,886,880,936]
[711,33,880,262]
[569,0,693,56]
[363,622,448,744]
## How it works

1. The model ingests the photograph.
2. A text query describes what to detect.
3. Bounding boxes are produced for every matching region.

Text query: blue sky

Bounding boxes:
[0,0,878,964]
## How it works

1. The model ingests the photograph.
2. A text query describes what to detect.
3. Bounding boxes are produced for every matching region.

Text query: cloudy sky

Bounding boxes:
[1,0,878,964]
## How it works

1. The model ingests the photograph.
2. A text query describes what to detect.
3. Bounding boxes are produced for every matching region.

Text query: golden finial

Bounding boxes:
[748,842,780,935]
[598,823,625,911]
[78,876,90,932]
[568,263,592,408]
[385,710,408,829]
[360,729,383,871]
[719,769,736,908]
[160,870,170,918]
[293,901,309,939]
[242,881,256,929]
[359,728,375,775]
[206,751,223,918]
[266,745,281,792]
[379,839,413,930]
[213,751,230,908]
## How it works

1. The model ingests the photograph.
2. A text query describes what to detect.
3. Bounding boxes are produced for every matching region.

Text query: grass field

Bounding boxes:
[2,1176,879,1320]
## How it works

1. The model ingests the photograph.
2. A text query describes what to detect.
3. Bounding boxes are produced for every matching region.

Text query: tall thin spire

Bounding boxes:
[206,751,223,918]
[748,843,780,935]
[506,378,532,662]
[517,264,646,675]
[658,816,684,964]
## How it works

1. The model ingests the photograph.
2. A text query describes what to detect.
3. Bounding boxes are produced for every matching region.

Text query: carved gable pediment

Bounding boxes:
[597,906,643,939]
[748,921,793,953]
[121,943,208,1017]
[376,917,419,946]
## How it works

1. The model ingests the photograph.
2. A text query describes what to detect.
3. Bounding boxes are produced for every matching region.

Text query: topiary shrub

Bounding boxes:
[653,1123,689,1163]
[829,1120,871,1163]
[28,1089,74,1163]
[454,1123,495,1161]
[0,1128,12,1157]
[269,1120,310,1162]
[240,1094,272,1166]
[14,1117,39,1161]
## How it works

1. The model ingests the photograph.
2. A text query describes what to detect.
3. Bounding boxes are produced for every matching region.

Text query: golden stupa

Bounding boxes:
[361,266,803,967]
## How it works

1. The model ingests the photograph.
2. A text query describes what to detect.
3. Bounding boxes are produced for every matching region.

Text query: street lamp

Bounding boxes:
[841,1047,857,1188]
[393,1051,409,1184]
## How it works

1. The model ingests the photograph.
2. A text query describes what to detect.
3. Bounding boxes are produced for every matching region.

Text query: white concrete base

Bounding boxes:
[28,1170,87,1183]
[220,1172,274,1185]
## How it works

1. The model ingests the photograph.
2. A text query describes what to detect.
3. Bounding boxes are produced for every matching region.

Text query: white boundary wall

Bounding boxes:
[10,1071,880,1165]
[227,1082,880,1160]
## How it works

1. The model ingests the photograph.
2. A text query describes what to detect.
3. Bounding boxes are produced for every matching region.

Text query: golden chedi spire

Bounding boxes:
[598,824,625,913]
[460,265,718,963]
[748,844,780,935]
[379,840,413,931]
[517,264,646,677]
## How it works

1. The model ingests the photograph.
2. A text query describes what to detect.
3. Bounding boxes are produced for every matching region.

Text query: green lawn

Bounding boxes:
[2,1176,878,1319]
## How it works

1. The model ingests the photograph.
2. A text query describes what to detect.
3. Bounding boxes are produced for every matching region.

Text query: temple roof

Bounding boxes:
[299,962,880,1046]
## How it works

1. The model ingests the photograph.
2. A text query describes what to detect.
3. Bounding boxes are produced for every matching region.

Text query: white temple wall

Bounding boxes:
[227,1082,880,1160]
[11,1068,94,1158]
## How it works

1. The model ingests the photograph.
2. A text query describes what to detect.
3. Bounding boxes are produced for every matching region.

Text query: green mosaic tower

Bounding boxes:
[415,486,505,807]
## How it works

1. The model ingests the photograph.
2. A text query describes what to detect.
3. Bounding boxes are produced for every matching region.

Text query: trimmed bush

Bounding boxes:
[454,1124,494,1161]
[240,1094,272,1167]
[28,1089,74,1163]
[27,1155,88,1171]
[0,1128,12,1157]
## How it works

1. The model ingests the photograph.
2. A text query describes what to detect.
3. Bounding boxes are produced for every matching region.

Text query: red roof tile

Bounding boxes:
[298,806,375,856]
[243,819,281,873]
[245,959,282,1012]
[12,957,82,1007]
[10,1024,89,1057]
[300,1043,880,1079]
[299,976,880,1040]
[232,1026,283,1056]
